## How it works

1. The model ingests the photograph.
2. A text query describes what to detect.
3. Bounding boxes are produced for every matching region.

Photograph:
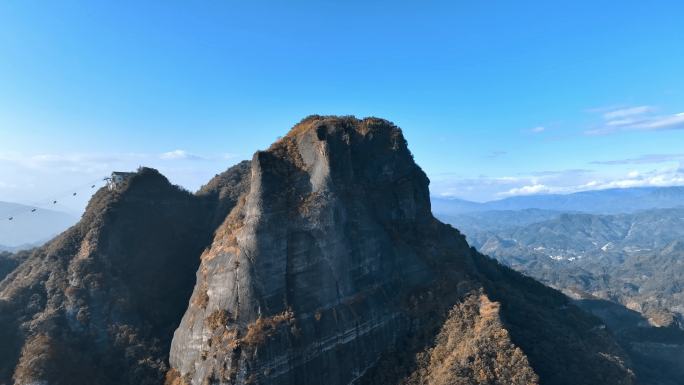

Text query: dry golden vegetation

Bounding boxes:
[242,309,296,347]
[206,309,233,330]
[404,293,539,385]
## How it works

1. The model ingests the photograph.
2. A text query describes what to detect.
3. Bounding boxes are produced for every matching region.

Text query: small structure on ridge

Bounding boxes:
[106,171,135,190]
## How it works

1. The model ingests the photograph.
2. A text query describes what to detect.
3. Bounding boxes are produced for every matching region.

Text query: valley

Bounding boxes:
[436,196,684,385]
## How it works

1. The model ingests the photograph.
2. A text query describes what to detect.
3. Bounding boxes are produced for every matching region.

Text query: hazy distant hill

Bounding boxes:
[0,201,77,248]
[437,208,565,236]
[441,208,684,329]
[576,298,684,385]
[432,186,684,214]
[430,196,485,214]
[441,206,684,385]
[0,249,31,281]
[0,242,44,253]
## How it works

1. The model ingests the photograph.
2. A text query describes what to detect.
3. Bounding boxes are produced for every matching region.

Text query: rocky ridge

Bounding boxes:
[0,165,250,385]
[169,116,635,385]
[1,116,637,385]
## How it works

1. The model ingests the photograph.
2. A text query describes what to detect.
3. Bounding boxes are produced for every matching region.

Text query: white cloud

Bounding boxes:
[0,152,138,173]
[159,149,204,160]
[586,106,684,135]
[591,153,684,165]
[430,169,594,201]
[590,171,684,189]
[0,181,18,189]
[635,112,684,130]
[498,166,684,197]
[159,150,243,161]
[530,126,546,133]
[0,150,245,213]
[503,183,551,196]
[487,151,507,159]
[430,166,684,201]
[602,105,654,120]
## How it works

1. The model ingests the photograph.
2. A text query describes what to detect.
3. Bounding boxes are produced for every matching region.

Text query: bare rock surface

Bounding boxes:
[168,116,636,385]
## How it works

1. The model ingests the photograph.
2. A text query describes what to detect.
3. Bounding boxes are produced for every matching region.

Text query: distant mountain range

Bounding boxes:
[437,205,684,385]
[0,201,77,249]
[432,186,684,214]
[439,207,684,327]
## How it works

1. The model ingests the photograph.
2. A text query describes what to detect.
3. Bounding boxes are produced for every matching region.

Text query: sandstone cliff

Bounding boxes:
[168,116,635,385]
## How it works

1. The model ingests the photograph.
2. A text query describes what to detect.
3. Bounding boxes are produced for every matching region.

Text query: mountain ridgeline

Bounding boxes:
[0,116,637,385]
[0,202,77,250]
[440,208,684,328]
[432,187,684,215]
[438,208,684,385]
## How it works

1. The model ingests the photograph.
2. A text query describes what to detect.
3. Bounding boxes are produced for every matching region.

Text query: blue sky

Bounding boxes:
[1,1,683,212]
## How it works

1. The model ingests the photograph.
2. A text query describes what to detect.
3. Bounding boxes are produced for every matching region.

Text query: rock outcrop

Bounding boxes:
[168,116,635,385]
[401,293,539,385]
[0,116,638,385]
[0,165,250,385]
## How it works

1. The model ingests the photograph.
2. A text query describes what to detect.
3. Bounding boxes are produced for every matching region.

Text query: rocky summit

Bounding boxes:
[0,116,637,385]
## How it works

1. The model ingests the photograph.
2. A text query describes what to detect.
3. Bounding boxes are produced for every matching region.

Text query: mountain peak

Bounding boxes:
[283,115,399,140]
[167,116,634,385]
[1,116,637,385]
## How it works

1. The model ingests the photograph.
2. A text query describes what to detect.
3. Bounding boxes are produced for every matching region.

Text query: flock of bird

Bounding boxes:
[5,178,105,222]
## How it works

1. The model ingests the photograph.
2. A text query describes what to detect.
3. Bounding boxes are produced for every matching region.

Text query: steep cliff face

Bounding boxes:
[169,117,436,385]
[168,116,635,385]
